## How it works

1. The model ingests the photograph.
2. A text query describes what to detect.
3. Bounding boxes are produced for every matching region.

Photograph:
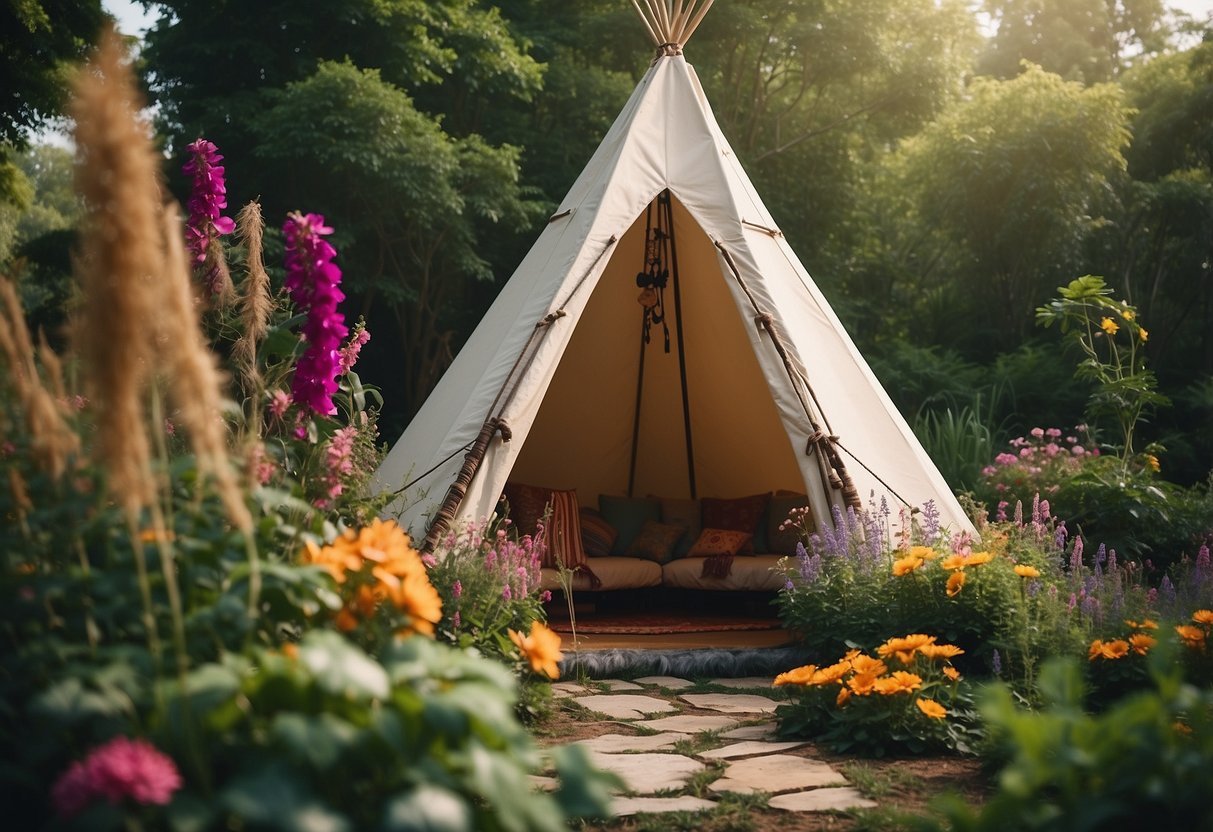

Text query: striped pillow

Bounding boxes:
[580,508,618,557]
[544,489,588,572]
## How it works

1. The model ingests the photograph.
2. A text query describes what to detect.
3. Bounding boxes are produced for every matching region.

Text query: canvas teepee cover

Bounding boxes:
[373,1,974,549]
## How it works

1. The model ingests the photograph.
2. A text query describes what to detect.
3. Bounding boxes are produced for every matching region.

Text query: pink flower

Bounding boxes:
[1019,448,1032,459]
[183,139,236,295]
[52,737,181,819]
[453,580,462,599]
[1071,445,1086,456]
[283,212,347,416]
[1045,428,1062,438]
[981,465,996,477]
[995,453,1018,465]
[268,389,292,421]
[1044,443,1060,457]
[1030,427,1045,438]
[540,590,552,603]
[338,326,371,375]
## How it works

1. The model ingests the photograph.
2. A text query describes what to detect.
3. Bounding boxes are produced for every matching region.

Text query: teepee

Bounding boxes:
[373,0,974,549]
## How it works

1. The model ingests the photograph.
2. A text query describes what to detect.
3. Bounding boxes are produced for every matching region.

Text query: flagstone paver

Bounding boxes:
[709,755,848,795]
[639,713,740,733]
[575,694,676,720]
[710,676,776,689]
[680,693,780,714]
[720,722,777,740]
[611,796,718,816]
[589,751,705,794]
[551,682,589,697]
[700,739,810,760]
[634,675,694,689]
[598,678,644,691]
[768,787,877,813]
[576,732,685,753]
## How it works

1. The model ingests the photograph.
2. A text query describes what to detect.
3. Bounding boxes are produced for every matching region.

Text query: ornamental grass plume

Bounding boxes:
[158,204,252,533]
[233,200,274,398]
[69,26,161,514]
[0,276,80,478]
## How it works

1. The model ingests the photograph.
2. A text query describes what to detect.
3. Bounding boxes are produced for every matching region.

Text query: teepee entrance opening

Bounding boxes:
[509,191,806,504]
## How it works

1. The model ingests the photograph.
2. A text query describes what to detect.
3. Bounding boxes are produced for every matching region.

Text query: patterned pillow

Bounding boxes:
[580,508,618,557]
[544,489,588,571]
[598,495,661,555]
[766,493,811,555]
[701,493,770,554]
[625,520,687,564]
[660,497,701,557]
[686,528,753,557]
[502,481,552,538]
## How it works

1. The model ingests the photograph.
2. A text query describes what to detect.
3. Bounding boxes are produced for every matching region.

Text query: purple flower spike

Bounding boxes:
[183,139,236,293]
[283,212,348,416]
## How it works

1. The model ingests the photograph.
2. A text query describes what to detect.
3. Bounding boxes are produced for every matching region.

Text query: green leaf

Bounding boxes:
[299,630,390,701]
[380,785,472,832]
[271,712,361,770]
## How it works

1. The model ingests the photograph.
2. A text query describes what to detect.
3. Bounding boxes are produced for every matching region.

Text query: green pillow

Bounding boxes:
[598,495,661,555]
[625,520,687,564]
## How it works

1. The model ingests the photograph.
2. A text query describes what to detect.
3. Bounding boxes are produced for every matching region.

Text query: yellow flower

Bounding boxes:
[877,634,936,661]
[1177,624,1207,650]
[942,665,961,681]
[1125,618,1158,630]
[1013,564,1041,578]
[916,698,947,719]
[892,554,924,577]
[836,687,852,707]
[810,662,852,686]
[774,664,818,686]
[1100,317,1119,335]
[509,621,564,679]
[908,545,939,561]
[874,671,922,695]
[918,643,965,660]
[963,551,994,567]
[1120,308,1135,321]
[940,553,967,571]
[847,672,880,696]
[1139,327,1148,343]
[1191,610,1213,625]
[1129,633,1156,655]
[849,654,888,677]
[946,571,966,597]
[1145,454,1160,472]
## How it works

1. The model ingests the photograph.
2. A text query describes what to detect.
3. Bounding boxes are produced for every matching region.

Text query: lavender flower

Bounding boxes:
[920,499,941,546]
[283,212,348,416]
[1070,537,1084,574]
[992,649,1002,675]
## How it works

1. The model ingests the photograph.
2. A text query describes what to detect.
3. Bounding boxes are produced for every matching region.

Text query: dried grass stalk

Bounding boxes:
[160,204,253,532]
[69,26,160,513]
[0,276,80,478]
[205,236,236,308]
[233,200,273,388]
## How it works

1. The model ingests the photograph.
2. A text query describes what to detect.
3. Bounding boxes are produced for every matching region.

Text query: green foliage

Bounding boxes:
[913,405,996,493]
[918,653,1213,831]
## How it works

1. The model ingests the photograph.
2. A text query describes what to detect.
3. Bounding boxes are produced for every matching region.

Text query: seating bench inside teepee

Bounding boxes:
[371,1,973,624]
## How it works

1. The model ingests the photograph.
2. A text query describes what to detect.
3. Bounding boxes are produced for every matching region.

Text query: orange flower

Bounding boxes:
[810,662,852,686]
[304,538,362,584]
[281,643,299,660]
[378,569,443,636]
[1192,610,1213,625]
[509,621,564,679]
[942,666,961,681]
[1129,633,1156,655]
[908,545,939,561]
[774,665,818,686]
[877,634,936,661]
[1125,618,1158,630]
[849,654,888,677]
[893,554,924,577]
[1088,639,1130,660]
[940,554,967,571]
[848,672,880,696]
[916,698,947,719]
[1013,564,1041,578]
[946,571,966,597]
[918,643,965,660]
[1176,625,1206,650]
[836,687,852,707]
[873,671,922,695]
[963,551,994,567]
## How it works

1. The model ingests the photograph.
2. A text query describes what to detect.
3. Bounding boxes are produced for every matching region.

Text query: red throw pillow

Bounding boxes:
[701,493,770,535]
[502,481,552,538]
[686,528,753,557]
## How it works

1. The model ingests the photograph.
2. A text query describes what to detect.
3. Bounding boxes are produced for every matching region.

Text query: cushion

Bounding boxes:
[660,497,702,557]
[661,555,786,591]
[624,520,687,563]
[686,528,753,557]
[598,495,661,555]
[502,481,552,538]
[544,489,588,572]
[701,493,770,554]
[766,493,811,555]
[580,508,618,557]
[540,557,662,592]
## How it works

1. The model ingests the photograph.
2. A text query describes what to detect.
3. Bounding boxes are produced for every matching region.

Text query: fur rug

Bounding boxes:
[559,645,810,679]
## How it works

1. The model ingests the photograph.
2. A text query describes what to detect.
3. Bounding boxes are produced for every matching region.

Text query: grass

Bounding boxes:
[671,729,725,756]
[840,761,924,798]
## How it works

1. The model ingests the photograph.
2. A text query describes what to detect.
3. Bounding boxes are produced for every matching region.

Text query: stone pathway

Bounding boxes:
[546,676,878,820]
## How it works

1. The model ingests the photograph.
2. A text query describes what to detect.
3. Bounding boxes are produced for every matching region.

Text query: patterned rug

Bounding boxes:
[547,611,782,635]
